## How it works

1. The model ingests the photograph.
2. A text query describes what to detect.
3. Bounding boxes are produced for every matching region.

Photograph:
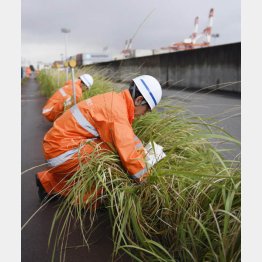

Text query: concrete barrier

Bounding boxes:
[84,42,241,93]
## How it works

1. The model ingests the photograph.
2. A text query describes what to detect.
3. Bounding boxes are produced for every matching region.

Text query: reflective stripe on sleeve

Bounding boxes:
[133,136,139,141]
[70,105,99,137]
[134,136,143,149]
[130,167,148,180]
[59,88,67,97]
[135,142,143,150]
[64,97,72,106]
[42,106,54,114]
[47,148,79,167]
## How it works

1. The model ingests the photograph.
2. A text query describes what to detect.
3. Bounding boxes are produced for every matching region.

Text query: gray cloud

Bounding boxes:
[21,0,241,66]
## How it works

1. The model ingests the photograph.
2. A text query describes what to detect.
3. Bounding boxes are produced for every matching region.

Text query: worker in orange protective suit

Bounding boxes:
[42,74,94,122]
[36,75,162,203]
[25,66,31,77]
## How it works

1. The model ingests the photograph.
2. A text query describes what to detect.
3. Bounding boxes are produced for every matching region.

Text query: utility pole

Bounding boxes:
[61,28,71,81]
[68,59,77,105]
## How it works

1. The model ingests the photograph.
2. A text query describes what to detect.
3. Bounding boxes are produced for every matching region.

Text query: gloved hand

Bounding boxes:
[144,141,166,168]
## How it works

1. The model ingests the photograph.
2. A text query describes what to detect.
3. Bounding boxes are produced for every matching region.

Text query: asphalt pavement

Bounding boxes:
[162,87,241,160]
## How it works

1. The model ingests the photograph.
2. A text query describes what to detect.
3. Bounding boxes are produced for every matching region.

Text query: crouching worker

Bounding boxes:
[36,75,162,203]
[42,74,94,122]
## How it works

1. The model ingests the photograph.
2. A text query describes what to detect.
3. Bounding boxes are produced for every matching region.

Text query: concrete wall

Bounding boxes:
[84,42,241,93]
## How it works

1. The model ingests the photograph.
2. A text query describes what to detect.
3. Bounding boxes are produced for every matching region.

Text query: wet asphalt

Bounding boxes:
[21,77,131,262]
[161,87,241,160]
[21,76,240,262]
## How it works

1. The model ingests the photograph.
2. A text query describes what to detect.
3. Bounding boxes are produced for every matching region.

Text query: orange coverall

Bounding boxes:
[25,67,31,77]
[37,89,148,197]
[42,79,83,122]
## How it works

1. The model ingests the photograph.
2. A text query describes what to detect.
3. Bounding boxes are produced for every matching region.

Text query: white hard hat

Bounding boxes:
[132,75,162,110]
[79,74,93,89]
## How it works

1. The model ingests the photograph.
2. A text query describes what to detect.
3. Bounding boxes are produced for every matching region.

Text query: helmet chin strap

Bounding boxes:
[131,84,139,106]
[131,84,147,106]
[131,84,136,99]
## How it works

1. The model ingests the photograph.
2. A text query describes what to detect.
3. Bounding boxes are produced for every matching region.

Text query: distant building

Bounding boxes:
[68,53,111,66]
[82,53,111,65]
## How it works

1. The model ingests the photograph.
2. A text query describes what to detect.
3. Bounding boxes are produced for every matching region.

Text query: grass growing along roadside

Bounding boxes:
[37,67,120,99]
[49,109,240,261]
[21,77,30,86]
[35,68,240,261]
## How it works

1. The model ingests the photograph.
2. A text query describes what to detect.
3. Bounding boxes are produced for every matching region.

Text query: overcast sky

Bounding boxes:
[21,0,241,66]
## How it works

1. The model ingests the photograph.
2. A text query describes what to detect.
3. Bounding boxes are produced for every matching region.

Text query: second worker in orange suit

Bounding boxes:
[42,74,94,122]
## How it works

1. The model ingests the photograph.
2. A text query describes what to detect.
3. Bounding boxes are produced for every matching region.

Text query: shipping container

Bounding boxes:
[82,53,111,65]
[131,49,153,57]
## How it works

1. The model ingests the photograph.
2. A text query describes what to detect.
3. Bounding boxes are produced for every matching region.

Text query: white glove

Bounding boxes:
[144,141,166,168]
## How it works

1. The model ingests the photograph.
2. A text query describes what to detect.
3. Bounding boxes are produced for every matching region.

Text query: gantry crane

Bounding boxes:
[121,9,155,58]
[165,8,216,51]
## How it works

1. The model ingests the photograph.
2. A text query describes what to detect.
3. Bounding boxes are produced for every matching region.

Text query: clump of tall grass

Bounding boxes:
[37,69,60,97]
[21,76,30,86]
[37,67,119,100]
[48,101,240,261]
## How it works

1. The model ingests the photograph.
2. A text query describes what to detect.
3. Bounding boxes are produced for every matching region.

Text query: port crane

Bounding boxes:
[121,9,155,58]
[165,8,217,51]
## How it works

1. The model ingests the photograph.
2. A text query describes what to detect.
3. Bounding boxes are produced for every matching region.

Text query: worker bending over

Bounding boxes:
[36,75,162,201]
[42,74,93,122]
